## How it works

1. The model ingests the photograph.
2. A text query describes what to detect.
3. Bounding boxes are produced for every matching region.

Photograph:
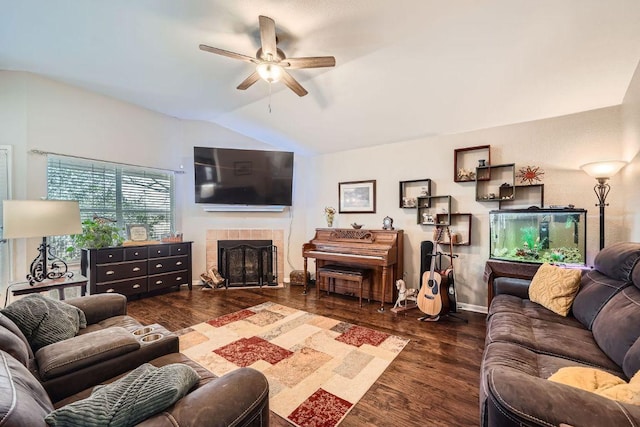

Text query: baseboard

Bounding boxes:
[457,303,488,314]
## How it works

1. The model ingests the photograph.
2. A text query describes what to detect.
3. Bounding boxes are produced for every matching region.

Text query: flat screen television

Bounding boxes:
[194,147,294,206]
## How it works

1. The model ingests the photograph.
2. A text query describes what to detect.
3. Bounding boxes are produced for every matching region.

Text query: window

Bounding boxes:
[47,155,174,260]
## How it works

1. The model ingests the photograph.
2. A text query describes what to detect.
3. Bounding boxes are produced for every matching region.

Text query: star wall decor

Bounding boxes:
[516,165,544,184]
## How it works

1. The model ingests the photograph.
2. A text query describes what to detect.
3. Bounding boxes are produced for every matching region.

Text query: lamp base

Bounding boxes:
[26,238,73,286]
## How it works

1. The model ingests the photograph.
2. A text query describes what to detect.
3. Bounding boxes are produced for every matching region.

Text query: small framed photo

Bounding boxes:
[339,180,376,213]
[127,224,149,241]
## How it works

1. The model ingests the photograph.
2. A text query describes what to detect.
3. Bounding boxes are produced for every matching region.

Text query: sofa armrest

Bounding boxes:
[36,327,140,380]
[137,368,270,427]
[492,277,531,299]
[486,368,640,426]
[64,294,128,324]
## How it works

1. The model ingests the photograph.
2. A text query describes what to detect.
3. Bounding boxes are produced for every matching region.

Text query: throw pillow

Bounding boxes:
[1,294,87,351]
[549,367,640,405]
[528,263,581,316]
[45,363,200,427]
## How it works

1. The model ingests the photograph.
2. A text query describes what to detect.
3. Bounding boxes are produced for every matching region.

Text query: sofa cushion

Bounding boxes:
[45,363,199,427]
[36,327,141,380]
[0,313,32,366]
[488,294,582,327]
[528,263,581,316]
[592,285,640,377]
[593,242,640,282]
[1,294,87,351]
[487,311,620,371]
[0,350,53,427]
[549,367,640,405]
[572,269,629,330]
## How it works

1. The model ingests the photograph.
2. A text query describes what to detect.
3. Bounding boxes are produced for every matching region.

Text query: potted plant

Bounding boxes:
[68,218,124,251]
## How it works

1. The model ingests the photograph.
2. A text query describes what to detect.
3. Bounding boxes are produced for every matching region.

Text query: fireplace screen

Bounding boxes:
[218,240,277,287]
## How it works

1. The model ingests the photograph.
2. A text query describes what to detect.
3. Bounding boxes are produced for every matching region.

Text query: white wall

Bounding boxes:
[622,61,640,240]
[310,106,625,308]
[0,71,310,281]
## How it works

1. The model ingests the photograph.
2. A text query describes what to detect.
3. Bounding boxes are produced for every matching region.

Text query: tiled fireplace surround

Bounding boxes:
[206,229,285,286]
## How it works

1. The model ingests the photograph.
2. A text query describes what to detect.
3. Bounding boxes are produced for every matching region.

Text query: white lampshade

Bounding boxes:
[580,161,627,179]
[2,200,82,239]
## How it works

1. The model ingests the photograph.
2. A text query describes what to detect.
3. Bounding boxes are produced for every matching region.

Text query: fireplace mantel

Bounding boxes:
[206,229,285,286]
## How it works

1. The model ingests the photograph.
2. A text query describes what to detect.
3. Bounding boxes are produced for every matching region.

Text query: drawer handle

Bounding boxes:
[176,261,182,266]
[106,270,115,275]
[133,284,141,289]
[133,267,141,272]
[155,280,163,285]
[156,263,163,268]
[108,254,113,258]
[134,252,139,256]
[176,277,182,281]
[176,248,182,252]
[157,250,162,254]
[106,288,115,293]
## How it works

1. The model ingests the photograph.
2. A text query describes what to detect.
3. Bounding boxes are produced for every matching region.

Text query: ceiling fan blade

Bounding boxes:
[283,56,336,69]
[199,44,257,64]
[281,71,308,97]
[237,71,261,90]
[259,15,277,58]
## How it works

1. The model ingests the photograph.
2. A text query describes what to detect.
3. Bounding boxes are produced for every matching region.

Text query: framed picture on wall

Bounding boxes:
[338,180,376,213]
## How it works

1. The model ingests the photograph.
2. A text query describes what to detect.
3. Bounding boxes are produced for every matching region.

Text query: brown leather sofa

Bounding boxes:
[0,293,270,426]
[481,242,640,427]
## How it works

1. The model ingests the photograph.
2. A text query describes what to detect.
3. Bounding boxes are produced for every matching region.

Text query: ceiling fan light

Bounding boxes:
[256,63,283,83]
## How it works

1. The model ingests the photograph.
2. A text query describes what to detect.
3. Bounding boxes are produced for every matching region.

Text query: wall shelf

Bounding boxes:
[437,213,472,246]
[476,163,515,202]
[417,195,451,225]
[498,184,544,209]
[399,179,431,208]
[454,145,491,182]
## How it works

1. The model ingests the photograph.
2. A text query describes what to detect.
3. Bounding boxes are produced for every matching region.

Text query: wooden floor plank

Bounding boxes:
[127,285,486,426]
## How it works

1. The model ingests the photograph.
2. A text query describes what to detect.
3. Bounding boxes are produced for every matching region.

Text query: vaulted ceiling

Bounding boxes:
[2,0,640,154]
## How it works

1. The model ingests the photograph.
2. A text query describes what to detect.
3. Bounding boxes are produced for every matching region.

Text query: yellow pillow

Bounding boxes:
[549,367,640,405]
[528,263,581,316]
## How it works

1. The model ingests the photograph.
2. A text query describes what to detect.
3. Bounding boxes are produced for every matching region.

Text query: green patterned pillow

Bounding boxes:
[1,294,87,351]
[45,363,200,427]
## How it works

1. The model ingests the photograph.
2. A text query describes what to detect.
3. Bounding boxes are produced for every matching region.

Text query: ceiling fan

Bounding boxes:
[199,15,336,97]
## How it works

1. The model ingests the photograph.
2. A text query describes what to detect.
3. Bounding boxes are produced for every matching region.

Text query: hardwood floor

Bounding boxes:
[127,284,487,427]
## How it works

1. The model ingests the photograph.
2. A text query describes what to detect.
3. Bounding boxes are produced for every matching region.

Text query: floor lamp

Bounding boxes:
[2,200,82,285]
[579,161,627,250]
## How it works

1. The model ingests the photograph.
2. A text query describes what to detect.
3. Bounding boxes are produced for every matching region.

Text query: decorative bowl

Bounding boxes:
[351,223,363,229]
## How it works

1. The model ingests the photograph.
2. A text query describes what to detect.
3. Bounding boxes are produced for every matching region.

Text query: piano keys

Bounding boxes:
[302,228,404,310]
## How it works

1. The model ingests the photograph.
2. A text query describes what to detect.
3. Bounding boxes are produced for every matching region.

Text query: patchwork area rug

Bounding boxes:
[178,302,409,427]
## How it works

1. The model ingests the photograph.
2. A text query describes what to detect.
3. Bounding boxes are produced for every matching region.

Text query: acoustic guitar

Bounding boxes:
[417,227,445,317]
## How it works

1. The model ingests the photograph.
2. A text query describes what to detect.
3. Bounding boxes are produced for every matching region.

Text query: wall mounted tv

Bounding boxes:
[194,147,294,207]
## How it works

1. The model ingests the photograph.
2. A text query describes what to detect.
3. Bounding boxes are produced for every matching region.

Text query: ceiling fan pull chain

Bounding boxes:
[268,81,272,114]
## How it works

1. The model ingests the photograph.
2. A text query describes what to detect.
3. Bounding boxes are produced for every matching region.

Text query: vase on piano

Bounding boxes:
[324,207,336,227]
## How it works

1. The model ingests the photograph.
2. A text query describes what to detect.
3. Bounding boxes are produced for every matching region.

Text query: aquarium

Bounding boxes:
[489,208,587,265]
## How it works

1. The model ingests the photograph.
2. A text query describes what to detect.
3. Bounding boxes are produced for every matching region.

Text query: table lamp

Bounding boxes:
[2,200,82,285]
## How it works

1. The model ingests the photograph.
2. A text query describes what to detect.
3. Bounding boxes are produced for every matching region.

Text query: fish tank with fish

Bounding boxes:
[489,208,587,265]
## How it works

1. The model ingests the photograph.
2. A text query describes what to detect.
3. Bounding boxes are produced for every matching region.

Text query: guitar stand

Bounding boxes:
[418,250,468,323]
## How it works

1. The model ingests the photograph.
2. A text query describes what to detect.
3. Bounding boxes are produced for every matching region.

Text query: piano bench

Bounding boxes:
[316,265,372,307]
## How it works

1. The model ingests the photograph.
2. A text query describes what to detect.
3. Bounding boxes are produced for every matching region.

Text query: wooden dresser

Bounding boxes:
[81,242,192,297]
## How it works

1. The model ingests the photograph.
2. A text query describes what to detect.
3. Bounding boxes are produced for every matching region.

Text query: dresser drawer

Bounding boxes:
[96,277,148,296]
[148,245,170,258]
[96,261,147,282]
[148,271,188,290]
[124,247,148,260]
[148,255,189,275]
[96,249,124,264]
[170,243,190,256]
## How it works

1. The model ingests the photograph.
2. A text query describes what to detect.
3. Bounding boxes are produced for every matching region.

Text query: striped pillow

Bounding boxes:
[45,363,199,426]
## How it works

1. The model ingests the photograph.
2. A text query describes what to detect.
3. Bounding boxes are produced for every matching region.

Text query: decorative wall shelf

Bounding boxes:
[476,163,515,202]
[417,195,452,225]
[498,184,544,209]
[454,145,491,182]
[437,213,472,246]
[399,179,431,208]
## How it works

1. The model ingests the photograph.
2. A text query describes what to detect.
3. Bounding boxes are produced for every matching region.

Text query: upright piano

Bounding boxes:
[302,228,404,310]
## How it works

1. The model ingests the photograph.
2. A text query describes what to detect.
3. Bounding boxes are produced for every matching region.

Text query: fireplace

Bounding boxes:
[218,240,278,287]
